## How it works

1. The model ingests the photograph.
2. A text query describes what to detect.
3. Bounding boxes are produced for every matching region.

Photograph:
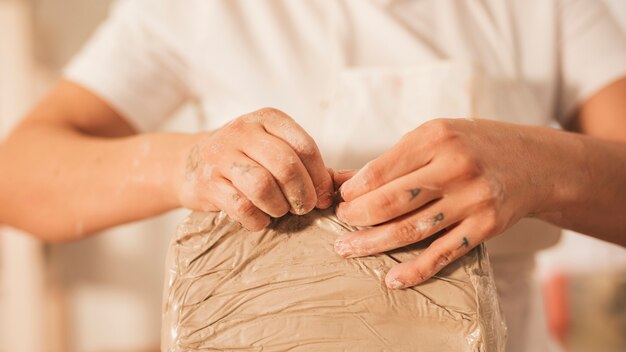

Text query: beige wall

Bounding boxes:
[0,2,50,349]
[0,0,202,350]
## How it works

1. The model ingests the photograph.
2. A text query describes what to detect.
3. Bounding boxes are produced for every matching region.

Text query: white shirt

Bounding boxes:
[65,0,626,256]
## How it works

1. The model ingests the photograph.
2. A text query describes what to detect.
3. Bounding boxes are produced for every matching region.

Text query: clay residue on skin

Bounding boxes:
[415,217,431,233]
[230,161,258,174]
[162,210,506,351]
[289,197,305,214]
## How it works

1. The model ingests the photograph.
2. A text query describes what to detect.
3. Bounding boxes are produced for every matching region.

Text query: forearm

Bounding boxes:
[533,126,626,246]
[0,120,198,242]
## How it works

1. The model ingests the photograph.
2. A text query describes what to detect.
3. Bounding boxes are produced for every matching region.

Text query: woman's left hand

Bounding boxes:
[334,118,559,289]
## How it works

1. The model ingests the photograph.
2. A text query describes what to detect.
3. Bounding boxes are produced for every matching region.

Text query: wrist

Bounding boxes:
[167,132,208,209]
[127,132,206,211]
[526,126,588,218]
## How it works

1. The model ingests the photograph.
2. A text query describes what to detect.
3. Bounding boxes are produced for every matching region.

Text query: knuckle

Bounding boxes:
[250,172,276,198]
[421,177,444,193]
[454,153,482,178]
[300,142,318,159]
[393,222,420,245]
[409,268,430,284]
[474,179,503,208]
[256,107,293,126]
[291,138,318,161]
[481,209,501,235]
[376,192,395,211]
[256,107,282,118]
[361,163,384,188]
[372,192,398,219]
[237,107,287,126]
[425,119,458,143]
[200,164,221,182]
[229,116,249,130]
[275,163,300,183]
[435,249,455,269]
[234,198,258,218]
[481,195,498,210]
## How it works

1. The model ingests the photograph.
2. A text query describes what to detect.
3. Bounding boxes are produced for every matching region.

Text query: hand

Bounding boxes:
[177,108,333,231]
[333,118,556,289]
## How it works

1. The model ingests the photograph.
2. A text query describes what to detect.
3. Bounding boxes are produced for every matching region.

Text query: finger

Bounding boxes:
[336,165,444,226]
[334,197,463,258]
[254,108,334,209]
[333,169,358,189]
[339,134,433,202]
[384,219,478,289]
[240,132,317,215]
[327,168,335,187]
[220,152,291,218]
[209,177,271,231]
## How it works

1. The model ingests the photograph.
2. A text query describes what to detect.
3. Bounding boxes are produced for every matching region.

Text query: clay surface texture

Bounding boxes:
[162,210,506,351]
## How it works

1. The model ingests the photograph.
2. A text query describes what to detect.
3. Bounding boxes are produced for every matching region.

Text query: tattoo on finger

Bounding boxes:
[456,236,469,249]
[407,188,421,200]
[431,212,444,226]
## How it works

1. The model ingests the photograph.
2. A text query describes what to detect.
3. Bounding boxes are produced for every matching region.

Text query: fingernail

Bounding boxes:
[334,239,353,257]
[336,169,353,174]
[335,205,348,223]
[289,198,307,215]
[338,184,347,198]
[387,278,406,290]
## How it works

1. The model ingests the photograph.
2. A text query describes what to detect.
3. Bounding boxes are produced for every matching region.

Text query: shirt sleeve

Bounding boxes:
[63,0,191,132]
[557,0,626,125]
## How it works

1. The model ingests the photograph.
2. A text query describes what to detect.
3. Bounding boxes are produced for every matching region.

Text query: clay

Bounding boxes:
[162,210,506,351]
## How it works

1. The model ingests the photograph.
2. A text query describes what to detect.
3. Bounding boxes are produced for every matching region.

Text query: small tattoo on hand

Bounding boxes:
[185,145,200,179]
[407,188,421,200]
[457,237,469,249]
[431,212,444,226]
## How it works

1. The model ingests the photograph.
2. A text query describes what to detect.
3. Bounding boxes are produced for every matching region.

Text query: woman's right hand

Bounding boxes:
[176,107,333,231]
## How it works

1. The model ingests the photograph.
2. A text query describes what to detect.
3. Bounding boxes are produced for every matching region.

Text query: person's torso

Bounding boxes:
[148,0,563,254]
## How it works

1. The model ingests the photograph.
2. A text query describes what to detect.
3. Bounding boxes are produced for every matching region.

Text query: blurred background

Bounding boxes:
[0,0,625,351]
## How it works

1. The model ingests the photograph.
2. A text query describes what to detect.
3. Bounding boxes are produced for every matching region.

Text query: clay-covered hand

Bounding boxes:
[176,108,333,231]
[334,118,556,289]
